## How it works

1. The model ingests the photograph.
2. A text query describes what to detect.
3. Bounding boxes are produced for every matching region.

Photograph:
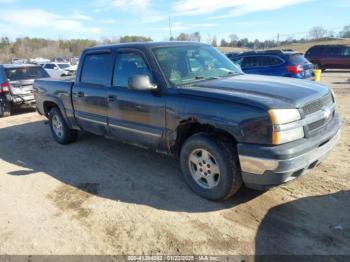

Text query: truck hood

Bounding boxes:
[178,74,330,109]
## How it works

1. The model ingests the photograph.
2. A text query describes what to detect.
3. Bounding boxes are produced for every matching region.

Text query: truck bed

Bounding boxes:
[34,78,75,120]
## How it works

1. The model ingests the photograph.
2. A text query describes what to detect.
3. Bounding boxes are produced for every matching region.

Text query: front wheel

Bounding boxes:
[49,107,78,144]
[180,133,242,201]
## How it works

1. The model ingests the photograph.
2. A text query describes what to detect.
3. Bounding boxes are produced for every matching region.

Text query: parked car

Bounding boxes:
[66,64,78,76]
[52,57,69,63]
[0,64,49,117]
[227,50,314,79]
[305,45,350,71]
[11,58,28,64]
[30,57,50,65]
[34,42,341,200]
[42,62,72,78]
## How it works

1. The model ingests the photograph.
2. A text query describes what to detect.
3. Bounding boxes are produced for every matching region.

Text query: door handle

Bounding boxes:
[77,91,85,97]
[108,95,117,102]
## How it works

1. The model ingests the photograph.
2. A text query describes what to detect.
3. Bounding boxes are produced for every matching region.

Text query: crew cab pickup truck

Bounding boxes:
[34,42,341,200]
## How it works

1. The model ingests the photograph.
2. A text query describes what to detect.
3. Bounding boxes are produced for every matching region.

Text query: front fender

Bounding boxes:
[165,96,271,151]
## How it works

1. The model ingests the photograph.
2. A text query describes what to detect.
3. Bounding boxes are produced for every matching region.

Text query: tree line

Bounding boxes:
[171,25,350,49]
[0,35,152,63]
[0,25,349,63]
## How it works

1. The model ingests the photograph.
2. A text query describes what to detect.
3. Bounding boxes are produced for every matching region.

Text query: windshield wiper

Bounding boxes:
[178,76,219,87]
[220,71,242,78]
[194,76,219,80]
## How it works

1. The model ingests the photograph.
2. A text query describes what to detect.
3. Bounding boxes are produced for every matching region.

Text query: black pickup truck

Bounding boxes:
[34,42,341,200]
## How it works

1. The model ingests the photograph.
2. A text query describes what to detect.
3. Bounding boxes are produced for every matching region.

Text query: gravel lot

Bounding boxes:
[0,71,349,255]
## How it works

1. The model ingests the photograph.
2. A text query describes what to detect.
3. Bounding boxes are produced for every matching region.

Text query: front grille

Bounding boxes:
[307,118,326,130]
[305,109,335,136]
[302,93,333,116]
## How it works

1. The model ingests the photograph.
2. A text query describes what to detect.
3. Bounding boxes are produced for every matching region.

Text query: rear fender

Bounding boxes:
[44,96,73,128]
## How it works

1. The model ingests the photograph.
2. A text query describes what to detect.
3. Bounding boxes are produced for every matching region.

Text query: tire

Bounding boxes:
[49,107,78,144]
[0,103,11,117]
[314,63,325,72]
[179,133,242,201]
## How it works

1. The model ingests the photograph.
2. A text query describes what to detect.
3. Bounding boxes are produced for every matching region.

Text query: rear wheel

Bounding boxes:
[314,63,325,72]
[49,107,78,144]
[0,103,11,117]
[180,133,242,201]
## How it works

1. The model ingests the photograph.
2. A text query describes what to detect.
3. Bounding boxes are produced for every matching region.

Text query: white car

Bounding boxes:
[42,63,72,79]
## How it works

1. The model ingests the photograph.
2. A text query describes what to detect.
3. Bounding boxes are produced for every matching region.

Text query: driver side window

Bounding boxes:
[113,52,153,88]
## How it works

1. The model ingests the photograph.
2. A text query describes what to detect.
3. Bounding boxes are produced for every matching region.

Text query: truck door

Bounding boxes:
[72,50,112,136]
[107,49,165,149]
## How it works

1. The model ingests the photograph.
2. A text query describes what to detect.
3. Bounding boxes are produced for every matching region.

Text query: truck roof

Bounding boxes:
[309,44,350,48]
[89,41,208,51]
[1,63,41,68]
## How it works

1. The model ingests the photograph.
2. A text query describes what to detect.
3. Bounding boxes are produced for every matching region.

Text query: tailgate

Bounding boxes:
[9,80,35,102]
[288,53,314,78]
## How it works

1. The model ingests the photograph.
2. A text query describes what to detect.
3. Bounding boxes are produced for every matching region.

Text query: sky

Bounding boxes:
[0,0,349,42]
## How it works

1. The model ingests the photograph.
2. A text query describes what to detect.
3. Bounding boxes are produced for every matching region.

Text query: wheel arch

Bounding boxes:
[170,118,238,157]
[43,98,72,128]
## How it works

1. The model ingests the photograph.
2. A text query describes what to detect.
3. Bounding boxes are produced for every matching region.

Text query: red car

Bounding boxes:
[305,45,350,71]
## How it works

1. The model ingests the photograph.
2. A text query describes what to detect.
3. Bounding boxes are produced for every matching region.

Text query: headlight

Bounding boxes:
[269,109,304,145]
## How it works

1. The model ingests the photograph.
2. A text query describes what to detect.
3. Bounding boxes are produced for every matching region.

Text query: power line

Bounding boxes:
[169,16,172,40]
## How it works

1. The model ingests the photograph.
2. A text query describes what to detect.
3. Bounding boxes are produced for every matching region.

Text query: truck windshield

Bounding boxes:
[5,66,50,81]
[57,63,70,69]
[152,45,243,86]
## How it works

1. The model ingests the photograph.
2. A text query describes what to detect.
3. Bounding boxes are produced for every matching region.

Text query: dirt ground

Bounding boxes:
[0,71,349,256]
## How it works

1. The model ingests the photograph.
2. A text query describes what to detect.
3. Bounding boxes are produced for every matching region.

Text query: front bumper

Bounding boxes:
[238,113,341,190]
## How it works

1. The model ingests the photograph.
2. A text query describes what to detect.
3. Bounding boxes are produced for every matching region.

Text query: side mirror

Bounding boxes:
[128,75,157,91]
[54,67,59,70]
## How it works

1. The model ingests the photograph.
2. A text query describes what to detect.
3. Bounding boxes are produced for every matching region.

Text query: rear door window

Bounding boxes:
[80,53,112,86]
[5,67,49,81]
[241,56,259,68]
[260,56,283,67]
[325,47,342,57]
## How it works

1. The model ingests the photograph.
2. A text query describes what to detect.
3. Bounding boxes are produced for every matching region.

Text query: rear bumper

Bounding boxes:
[238,113,341,190]
[11,94,36,107]
[291,74,314,80]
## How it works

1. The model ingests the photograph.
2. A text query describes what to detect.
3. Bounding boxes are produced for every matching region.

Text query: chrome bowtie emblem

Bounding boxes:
[322,107,331,119]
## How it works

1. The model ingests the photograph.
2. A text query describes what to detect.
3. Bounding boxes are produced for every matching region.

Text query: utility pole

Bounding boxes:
[276,33,280,46]
[169,16,172,41]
